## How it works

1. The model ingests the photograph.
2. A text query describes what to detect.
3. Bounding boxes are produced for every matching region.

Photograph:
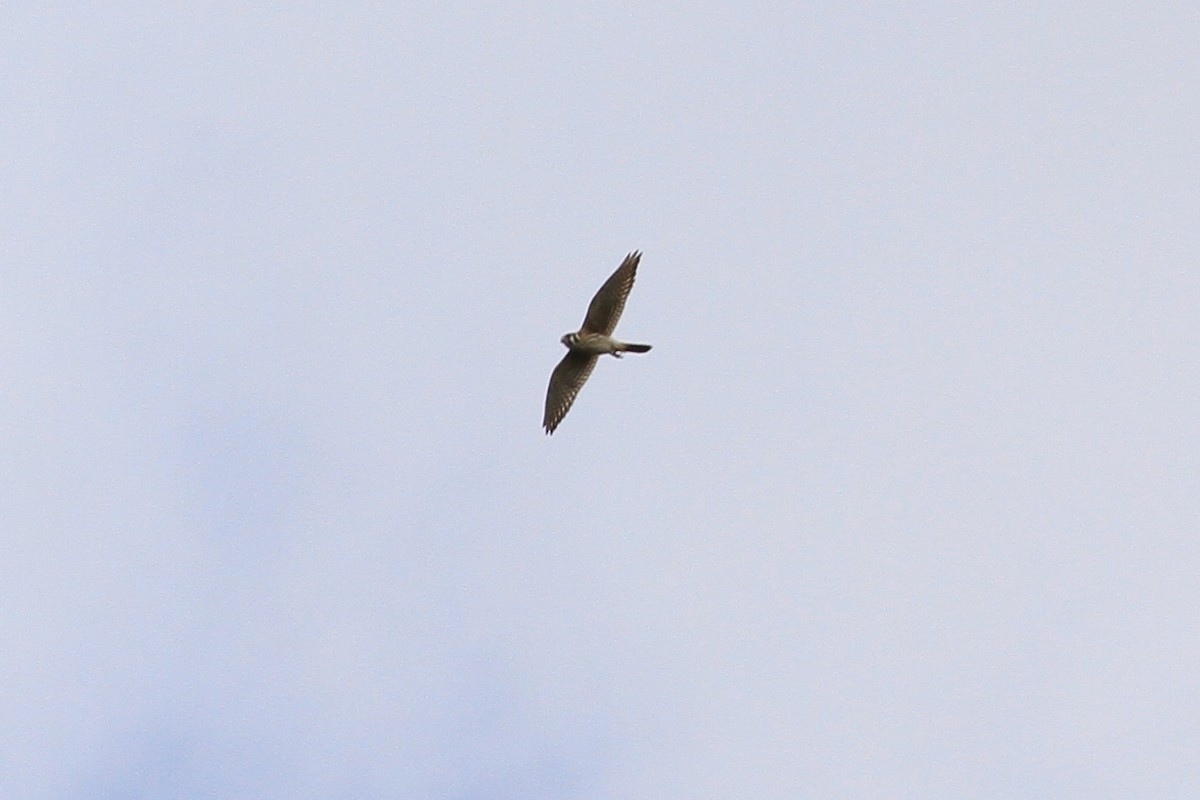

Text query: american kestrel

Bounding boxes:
[543,251,652,435]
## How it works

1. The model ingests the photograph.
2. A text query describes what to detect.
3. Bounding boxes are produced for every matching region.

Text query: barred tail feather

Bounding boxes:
[619,343,652,353]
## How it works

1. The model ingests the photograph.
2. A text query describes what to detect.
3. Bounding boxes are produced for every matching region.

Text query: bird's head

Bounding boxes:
[560,333,577,348]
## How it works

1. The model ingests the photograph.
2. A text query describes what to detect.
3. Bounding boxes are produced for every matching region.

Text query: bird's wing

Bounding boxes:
[581,251,641,336]
[543,351,599,434]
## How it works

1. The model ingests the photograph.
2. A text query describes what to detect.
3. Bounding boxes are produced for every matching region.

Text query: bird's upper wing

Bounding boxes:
[581,251,641,336]
[543,351,599,434]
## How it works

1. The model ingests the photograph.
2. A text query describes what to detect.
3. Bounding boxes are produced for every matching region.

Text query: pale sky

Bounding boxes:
[4,3,1199,798]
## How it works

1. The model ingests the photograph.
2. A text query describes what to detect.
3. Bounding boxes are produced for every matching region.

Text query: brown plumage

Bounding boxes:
[543,251,652,434]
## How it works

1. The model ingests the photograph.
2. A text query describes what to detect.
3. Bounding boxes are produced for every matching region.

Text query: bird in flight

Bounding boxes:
[543,251,652,435]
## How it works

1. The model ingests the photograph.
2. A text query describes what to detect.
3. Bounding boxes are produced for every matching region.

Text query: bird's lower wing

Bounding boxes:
[543,351,599,434]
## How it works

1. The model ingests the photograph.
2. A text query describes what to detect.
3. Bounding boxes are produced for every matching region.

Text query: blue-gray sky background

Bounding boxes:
[4,3,1198,798]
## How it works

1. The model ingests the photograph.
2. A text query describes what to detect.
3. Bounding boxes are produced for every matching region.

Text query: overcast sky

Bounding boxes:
[4,3,1199,798]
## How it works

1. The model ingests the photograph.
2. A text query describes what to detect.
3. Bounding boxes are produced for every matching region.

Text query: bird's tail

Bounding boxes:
[618,342,652,353]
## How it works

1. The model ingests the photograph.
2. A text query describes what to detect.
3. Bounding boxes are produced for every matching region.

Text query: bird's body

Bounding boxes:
[543,252,652,434]
[560,331,652,356]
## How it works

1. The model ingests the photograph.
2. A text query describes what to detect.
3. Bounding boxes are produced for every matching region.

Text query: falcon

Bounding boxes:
[543,251,652,434]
